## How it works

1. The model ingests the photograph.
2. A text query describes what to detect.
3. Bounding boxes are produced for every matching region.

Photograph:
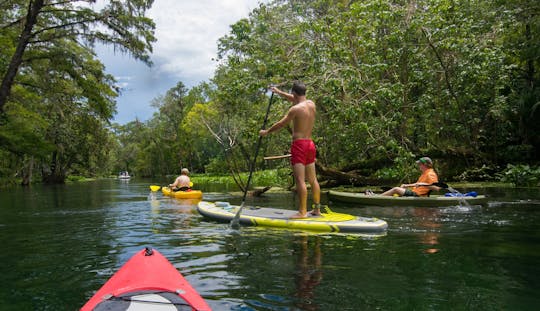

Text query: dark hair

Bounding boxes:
[291,81,306,96]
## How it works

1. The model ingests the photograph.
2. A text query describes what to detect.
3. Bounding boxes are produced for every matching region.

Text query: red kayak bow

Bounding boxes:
[81,247,211,310]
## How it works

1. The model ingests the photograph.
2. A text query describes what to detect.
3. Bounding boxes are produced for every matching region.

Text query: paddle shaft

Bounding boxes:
[380,182,448,192]
[231,93,275,227]
[263,154,291,160]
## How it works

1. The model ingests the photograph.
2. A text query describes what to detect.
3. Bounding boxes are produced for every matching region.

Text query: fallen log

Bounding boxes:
[315,162,393,186]
[250,186,272,197]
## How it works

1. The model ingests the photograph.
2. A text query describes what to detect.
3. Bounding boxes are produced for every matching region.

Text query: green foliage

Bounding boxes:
[205,157,230,175]
[252,168,290,188]
[195,168,290,189]
[500,164,540,187]
[455,165,502,182]
[3,0,539,187]
[66,175,87,182]
[210,0,539,179]
[0,0,156,184]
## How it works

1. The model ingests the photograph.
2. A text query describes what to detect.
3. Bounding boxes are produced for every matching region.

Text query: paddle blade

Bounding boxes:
[230,202,245,229]
[150,185,161,192]
[432,182,448,189]
[189,181,194,187]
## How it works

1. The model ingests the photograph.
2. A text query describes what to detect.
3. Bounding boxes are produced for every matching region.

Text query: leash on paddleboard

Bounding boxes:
[231,92,275,228]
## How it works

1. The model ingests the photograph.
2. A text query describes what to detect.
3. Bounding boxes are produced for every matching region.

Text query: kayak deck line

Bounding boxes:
[328,190,489,207]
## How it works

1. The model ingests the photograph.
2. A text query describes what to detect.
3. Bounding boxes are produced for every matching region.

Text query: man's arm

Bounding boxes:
[169,177,180,187]
[271,86,294,102]
[260,107,295,136]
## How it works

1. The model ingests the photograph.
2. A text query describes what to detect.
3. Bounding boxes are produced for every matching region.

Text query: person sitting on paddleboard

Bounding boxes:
[259,81,322,218]
[380,157,440,197]
[169,168,191,192]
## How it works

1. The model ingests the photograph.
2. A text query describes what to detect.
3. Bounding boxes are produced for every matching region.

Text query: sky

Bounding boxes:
[96,0,265,124]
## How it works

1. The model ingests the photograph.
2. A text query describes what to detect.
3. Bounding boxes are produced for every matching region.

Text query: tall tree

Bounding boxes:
[0,0,156,113]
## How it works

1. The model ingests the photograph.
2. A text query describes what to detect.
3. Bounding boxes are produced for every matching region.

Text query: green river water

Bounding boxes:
[0,179,539,310]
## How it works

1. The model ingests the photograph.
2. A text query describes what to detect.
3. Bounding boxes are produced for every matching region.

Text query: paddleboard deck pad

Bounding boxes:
[197,201,388,233]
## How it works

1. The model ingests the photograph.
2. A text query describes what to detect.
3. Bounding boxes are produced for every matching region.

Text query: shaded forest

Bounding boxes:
[1,0,539,187]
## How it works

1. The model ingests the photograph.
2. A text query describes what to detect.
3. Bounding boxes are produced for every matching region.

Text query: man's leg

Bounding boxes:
[305,163,320,215]
[381,187,406,196]
[291,163,307,218]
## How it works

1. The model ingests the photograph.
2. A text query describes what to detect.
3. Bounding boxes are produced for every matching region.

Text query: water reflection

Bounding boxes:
[148,191,160,209]
[2,181,540,310]
[413,208,441,254]
[294,234,323,310]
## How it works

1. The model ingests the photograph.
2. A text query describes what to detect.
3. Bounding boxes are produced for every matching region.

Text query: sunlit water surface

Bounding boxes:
[0,179,539,310]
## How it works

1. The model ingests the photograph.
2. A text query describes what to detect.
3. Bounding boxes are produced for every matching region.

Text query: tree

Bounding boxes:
[209,0,539,184]
[0,0,155,113]
[0,0,156,184]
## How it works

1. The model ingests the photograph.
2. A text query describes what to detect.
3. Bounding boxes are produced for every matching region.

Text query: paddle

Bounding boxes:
[149,182,194,192]
[231,92,275,228]
[380,182,448,192]
[263,154,291,160]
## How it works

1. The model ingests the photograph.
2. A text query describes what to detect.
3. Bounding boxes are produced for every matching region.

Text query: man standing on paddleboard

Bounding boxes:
[259,81,321,218]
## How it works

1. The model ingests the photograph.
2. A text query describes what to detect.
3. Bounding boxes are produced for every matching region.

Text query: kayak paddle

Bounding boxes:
[231,92,275,228]
[149,182,193,192]
[380,182,448,192]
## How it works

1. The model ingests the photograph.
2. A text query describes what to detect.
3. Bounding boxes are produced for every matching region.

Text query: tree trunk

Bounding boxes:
[0,0,44,113]
[20,156,34,186]
[42,151,66,184]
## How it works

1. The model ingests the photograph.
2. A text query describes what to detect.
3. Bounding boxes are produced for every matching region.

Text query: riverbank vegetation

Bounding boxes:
[1,0,539,188]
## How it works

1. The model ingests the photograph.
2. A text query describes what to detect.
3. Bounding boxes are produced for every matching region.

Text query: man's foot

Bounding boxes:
[365,189,374,196]
[308,203,322,216]
[289,212,308,219]
[308,210,322,216]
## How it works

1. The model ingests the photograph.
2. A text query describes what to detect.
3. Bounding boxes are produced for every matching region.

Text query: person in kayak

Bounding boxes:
[260,81,321,218]
[380,157,440,197]
[169,168,191,191]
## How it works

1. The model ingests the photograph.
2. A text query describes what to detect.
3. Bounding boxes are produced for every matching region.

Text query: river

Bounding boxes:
[0,179,539,310]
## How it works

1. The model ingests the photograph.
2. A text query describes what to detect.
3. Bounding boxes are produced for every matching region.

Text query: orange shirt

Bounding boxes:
[412,168,438,196]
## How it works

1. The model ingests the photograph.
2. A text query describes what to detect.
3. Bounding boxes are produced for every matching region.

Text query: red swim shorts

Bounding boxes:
[290,139,316,165]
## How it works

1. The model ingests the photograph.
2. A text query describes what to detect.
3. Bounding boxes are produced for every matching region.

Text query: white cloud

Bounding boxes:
[96,0,266,124]
[146,0,261,84]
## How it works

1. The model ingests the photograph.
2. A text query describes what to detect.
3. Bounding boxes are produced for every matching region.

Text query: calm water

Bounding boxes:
[0,179,539,310]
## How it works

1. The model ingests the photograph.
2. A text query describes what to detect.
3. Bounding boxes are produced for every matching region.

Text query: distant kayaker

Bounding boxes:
[259,81,321,218]
[380,157,440,197]
[169,168,191,192]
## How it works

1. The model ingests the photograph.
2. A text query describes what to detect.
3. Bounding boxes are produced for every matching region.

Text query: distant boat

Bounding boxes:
[118,171,131,179]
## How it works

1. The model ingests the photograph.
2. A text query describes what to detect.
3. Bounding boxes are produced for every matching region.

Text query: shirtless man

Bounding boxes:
[259,81,321,218]
[169,168,191,191]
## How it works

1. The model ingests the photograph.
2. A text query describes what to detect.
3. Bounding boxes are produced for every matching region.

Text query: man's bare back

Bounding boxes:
[289,100,316,140]
[260,89,316,139]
